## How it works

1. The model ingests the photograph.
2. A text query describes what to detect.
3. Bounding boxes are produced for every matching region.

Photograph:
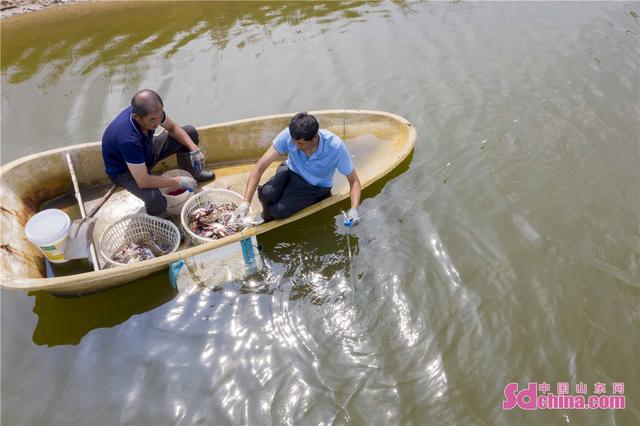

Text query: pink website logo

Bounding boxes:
[502,382,625,410]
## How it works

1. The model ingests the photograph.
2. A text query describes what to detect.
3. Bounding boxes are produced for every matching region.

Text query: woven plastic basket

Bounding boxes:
[180,189,249,245]
[99,214,181,267]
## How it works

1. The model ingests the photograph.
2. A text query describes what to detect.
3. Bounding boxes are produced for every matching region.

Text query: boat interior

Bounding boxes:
[1,110,415,288]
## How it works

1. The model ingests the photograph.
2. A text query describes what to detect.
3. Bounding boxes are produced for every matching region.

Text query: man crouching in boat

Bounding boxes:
[102,89,215,216]
[232,112,361,227]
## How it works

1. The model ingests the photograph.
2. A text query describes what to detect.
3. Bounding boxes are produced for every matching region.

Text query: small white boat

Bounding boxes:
[0,110,416,296]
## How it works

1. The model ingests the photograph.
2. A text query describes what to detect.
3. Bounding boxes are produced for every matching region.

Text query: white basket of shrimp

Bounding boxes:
[99,214,181,266]
[180,189,250,245]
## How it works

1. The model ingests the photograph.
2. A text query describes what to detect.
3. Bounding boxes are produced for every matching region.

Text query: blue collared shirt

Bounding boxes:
[273,128,353,188]
[101,106,165,177]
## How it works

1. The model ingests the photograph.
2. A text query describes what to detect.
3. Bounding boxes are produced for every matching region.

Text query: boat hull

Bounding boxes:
[0,110,416,296]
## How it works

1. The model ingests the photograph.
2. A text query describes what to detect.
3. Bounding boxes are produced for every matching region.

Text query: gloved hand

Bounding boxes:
[231,201,250,223]
[344,207,360,227]
[190,149,205,173]
[178,176,198,191]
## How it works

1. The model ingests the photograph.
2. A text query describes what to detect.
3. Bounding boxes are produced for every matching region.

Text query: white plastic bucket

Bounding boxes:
[160,169,194,215]
[24,209,71,263]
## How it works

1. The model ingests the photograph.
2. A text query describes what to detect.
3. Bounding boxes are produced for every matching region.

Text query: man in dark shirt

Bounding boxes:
[102,89,214,216]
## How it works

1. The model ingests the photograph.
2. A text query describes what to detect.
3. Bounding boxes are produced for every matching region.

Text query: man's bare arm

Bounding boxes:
[127,163,181,189]
[242,146,281,202]
[162,115,198,152]
[345,170,361,209]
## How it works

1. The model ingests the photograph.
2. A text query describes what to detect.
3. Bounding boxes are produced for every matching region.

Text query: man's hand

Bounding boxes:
[344,207,360,227]
[231,201,250,223]
[190,149,205,173]
[178,176,198,191]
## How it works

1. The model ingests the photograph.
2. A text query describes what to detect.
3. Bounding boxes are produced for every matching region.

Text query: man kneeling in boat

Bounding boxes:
[102,89,215,216]
[232,112,361,227]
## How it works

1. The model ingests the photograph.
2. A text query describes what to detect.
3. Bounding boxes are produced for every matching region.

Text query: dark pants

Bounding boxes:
[258,162,331,221]
[110,125,199,216]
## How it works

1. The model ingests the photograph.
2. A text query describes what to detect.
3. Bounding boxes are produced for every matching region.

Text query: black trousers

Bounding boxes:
[110,125,199,216]
[258,162,331,221]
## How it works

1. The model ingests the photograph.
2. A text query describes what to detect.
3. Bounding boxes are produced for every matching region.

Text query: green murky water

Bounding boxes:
[1,2,639,425]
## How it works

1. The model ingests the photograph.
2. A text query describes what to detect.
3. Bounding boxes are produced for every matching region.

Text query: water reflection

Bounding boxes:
[31,271,176,346]
[3,1,639,424]
[129,170,430,422]
[1,1,386,86]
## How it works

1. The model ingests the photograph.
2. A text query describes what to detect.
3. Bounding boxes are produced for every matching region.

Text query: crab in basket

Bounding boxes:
[112,236,168,264]
[188,202,240,239]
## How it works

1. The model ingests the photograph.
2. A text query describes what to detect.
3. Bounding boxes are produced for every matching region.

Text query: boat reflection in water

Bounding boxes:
[31,271,177,346]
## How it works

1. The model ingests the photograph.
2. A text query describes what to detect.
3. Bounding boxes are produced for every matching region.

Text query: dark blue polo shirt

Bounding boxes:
[102,106,164,177]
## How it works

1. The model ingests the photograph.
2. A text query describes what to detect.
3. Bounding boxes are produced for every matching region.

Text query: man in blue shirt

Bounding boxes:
[102,89,214,216]
[232,112,361,226]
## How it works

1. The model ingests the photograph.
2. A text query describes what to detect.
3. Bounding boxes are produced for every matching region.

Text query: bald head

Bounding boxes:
[131,89,164,117]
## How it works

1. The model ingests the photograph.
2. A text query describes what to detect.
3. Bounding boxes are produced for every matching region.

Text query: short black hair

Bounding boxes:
[289,112,319,141]
[131,89,164,117]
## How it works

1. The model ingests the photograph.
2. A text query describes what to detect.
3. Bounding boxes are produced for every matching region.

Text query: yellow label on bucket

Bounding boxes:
[39,238,66,262]
[44,252,65,261]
